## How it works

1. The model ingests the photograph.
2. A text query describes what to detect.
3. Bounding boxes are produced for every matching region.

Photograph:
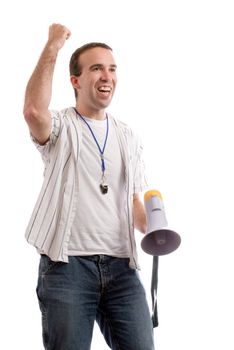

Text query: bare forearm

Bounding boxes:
[24,43,58,115]
[23,24,71,143]
[133,194,147,234]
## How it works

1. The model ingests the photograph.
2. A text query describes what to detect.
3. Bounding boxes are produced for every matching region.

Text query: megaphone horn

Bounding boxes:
[141,190,181,256]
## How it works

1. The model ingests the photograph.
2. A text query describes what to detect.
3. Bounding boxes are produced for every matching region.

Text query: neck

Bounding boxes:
[75,104,106,120]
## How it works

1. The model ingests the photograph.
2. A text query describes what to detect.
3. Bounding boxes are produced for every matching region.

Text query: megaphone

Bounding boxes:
[141,190,181,256]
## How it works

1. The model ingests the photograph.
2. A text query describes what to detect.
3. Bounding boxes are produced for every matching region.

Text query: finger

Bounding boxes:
[66,31,71,40]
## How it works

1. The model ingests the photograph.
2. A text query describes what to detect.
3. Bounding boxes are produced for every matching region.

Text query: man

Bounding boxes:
[24,23,155,350]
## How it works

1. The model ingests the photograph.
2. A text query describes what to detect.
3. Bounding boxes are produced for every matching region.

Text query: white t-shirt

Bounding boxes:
[26,107,148,267]
[68,115,129,257]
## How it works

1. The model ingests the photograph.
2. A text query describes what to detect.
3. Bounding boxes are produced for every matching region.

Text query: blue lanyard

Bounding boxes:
[74,109,109,174]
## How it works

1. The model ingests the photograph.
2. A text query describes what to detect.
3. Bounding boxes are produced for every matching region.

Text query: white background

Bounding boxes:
[0,0,233,349]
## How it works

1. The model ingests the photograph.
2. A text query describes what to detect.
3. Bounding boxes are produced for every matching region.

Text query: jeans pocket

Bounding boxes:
[39,255,61,276]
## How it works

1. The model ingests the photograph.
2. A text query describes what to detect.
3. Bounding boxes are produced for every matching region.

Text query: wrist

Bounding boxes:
[43,42,60,60]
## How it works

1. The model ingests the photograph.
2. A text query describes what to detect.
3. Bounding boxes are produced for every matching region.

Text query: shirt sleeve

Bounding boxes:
[30,110,61,164]
[132,133,148,193]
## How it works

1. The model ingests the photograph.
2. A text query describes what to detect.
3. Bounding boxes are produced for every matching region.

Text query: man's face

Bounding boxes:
[74,47,117,114]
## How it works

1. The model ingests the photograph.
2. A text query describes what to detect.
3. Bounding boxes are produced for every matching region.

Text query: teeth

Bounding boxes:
[98,86,111,92]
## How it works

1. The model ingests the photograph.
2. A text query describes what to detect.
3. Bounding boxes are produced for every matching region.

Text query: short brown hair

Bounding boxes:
[69,42,112,76]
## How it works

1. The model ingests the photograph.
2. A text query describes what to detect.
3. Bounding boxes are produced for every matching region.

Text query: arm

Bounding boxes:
[133,193,147,234]
[23,23,71,144]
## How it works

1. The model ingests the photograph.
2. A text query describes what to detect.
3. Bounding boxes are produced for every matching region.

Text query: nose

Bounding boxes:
[100,68,111,81]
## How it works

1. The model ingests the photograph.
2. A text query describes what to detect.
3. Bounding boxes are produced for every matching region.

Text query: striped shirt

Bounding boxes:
[25,107,148,269]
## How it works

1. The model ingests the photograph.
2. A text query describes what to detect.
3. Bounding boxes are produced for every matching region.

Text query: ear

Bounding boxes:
[70,75,81,91]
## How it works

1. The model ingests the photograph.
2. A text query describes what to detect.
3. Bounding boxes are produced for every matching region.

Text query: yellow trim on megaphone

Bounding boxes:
[144,190,162,202]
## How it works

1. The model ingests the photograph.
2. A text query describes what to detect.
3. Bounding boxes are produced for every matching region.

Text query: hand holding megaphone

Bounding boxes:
[141,190,181,256]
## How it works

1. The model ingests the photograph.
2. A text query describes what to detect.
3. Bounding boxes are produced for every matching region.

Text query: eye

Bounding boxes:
[91,65,102,72]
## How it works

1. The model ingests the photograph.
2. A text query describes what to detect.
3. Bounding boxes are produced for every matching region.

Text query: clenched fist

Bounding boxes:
[47,23,71,51]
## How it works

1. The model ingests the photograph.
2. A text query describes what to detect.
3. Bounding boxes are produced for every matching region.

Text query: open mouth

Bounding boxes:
[97,86,112,93]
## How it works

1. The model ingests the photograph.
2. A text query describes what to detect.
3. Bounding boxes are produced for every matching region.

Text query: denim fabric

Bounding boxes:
[36,255,155,350]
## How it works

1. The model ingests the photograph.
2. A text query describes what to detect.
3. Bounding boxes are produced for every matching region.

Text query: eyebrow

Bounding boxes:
[89,63,117,70]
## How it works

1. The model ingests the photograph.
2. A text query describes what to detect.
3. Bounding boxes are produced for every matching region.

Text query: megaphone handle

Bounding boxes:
[151,256,159,328]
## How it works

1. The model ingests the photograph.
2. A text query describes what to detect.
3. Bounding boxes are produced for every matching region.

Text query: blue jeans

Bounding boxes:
[36,255,155,350]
